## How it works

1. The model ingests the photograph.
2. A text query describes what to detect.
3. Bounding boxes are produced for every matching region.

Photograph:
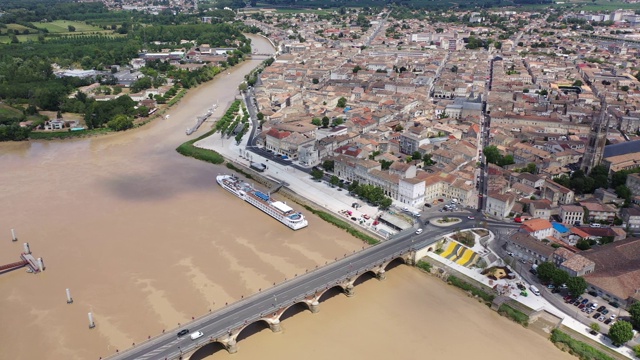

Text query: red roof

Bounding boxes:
[266,128,290,139]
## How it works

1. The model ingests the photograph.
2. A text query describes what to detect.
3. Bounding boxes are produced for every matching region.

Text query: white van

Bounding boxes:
[590,223,601,228]
[190,331,204,340]
[415,228,423,235]
[451,198,458,204]
[529,285,540,296]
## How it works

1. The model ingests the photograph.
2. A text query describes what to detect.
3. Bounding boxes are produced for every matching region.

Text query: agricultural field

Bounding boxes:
[6,24,34,32]
[0,34,41,44]
[32,20,105,33]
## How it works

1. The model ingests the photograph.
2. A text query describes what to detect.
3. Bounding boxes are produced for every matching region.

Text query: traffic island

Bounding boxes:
[431,217,462,227]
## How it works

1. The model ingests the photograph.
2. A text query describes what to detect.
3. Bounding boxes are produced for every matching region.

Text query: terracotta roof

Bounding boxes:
[521,218,553,232]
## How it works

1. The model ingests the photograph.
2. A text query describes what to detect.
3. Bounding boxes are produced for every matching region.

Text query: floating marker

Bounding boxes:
[23,242,30,255]
[88,312,95,329]
[66,288,73,304]
[11,229,17,242]
[37,258,44,272]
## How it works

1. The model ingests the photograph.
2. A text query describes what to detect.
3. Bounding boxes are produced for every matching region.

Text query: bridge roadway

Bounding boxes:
[107,225,452,360]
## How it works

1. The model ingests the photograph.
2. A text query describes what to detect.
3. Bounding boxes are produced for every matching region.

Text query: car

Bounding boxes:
[559,284,568,289]
[581,307,588,312]
[337,188,343,191]
[507,251,514,256]
[529,268,537,275]
[597,306,606,312]
[602,309,609,315]
[177,329,190,337]
[415,228,423,235]
[425,203,432,208]
[591,303,598,310]
[573,300,581,306]
[438,198,444,202]
[190,331,204,340]
[610,314,617,321]
[547,284,555,289]
[581,299,589,305]
[519,258,527,264]
[604,319,612,325]
[467,216,475,220]
[578,304,586,309]
[598,316,605,322]
[517,283,526,291]
[593,312,601,319]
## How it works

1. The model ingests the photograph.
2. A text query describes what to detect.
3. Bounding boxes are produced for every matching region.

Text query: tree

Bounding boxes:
[536,262,556,283]
[539,89,548,96]
[107,114,133,131]
[321,116,330,128]
[423,153,435,166]
[310,169,323,181]
[257,112,264,121]
[330,175,340,187]
[331,118,344,127]
[311,118,321,126]
[566,276,587,297]
[68,25,76,32]
[608,320,633,346]
[380,160,393,170]
[379,197,392,209]
[451,65,458,73]
[590,322,600,334]
[352,65,362,73]
[312,78,319,84]
[412,151,422,161]
[483,145,502,165]
[628,302,640,328]
[322,160,334,172]
[337,97,347,108]
[551,269,569,287]
[572,80,583,87]
[576,239,591,250]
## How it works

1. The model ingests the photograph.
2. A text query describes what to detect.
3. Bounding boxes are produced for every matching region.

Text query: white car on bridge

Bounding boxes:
[190,331,204,340]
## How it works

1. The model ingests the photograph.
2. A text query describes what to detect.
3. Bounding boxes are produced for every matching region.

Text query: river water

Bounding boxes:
[0,35,571,360]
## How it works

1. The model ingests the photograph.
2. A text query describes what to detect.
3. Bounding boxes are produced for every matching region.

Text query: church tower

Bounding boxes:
[580,95,609,174]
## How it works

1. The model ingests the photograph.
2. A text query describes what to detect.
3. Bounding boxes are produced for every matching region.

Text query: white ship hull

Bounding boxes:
[216,175,308,230]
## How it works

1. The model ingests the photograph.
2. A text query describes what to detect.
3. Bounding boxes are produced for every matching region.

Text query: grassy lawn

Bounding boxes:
[32,20,104,33]
[274,8,332,14]
[0,104,23,119]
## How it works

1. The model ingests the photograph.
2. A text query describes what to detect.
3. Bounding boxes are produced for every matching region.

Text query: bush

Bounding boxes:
[550,329,615,360]
[416,260,432,272]
[447,275,495,303]
[498,304,529,326]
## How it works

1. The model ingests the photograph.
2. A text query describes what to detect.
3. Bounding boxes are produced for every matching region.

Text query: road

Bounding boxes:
[108,223,453,360]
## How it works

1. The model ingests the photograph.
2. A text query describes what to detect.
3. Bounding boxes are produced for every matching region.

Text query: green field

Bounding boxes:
[32,20,104,33]
[6,24,33,32]
[0,104,23,118]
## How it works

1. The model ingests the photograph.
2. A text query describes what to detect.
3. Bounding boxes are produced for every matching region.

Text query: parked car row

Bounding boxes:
[564,295,617,325]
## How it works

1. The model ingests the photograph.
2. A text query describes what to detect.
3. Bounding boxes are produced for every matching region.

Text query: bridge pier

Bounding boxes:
[375,269,386,281]
[268,319,282,333]
[308,300,320,313]
[344,285,355,297]
[225,339,238,354]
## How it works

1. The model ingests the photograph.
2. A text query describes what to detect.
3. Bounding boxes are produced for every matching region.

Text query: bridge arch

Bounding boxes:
[279,301,313,321]
[187,341,227,360]
[317,285,345,302]
[352,270,378,286]
[384,257,407,271]
[236,319,272,343]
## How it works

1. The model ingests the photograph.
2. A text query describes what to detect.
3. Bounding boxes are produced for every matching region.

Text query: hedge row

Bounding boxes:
[550,329,615,360]
[498,303,529,327]
[447,275,495,303]
[302,205,379,245]
[175,129,224,164]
